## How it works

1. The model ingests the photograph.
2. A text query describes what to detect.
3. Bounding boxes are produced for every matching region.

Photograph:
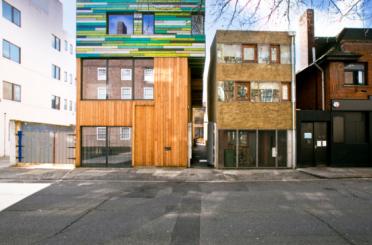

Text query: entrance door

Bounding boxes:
[300,122,328,166]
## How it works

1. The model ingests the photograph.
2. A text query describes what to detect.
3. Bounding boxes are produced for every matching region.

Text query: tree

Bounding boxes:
[210,0,372,29]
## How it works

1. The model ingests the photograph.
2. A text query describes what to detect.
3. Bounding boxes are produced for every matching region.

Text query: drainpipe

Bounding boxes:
[289,32,296,169]
[314,62,325,111]
[3,113,6,157]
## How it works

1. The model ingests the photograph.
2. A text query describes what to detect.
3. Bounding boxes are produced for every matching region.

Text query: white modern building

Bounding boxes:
[0,0,76,162]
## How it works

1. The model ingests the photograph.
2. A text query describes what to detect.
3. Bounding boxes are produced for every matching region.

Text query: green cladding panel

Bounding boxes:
[76,0,206,63]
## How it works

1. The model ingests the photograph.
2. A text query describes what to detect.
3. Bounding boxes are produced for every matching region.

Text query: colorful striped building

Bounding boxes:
[75,0,205,167]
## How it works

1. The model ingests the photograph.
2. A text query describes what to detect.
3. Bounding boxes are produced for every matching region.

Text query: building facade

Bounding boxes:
[296,11,372,166]
[208,30,296,169]
[76,0,205,167]
[0,0,76,162]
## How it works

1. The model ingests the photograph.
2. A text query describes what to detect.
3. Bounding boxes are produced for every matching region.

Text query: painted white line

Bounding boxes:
[0,183,50,212]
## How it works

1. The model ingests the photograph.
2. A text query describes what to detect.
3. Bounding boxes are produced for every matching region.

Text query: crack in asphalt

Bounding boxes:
[304,209,357,245]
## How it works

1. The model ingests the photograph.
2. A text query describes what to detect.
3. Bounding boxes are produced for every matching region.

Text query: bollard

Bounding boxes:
[17,130,23,162]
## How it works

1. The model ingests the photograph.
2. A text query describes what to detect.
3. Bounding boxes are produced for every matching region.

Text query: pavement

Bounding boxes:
[0,159,12,169]
[298,167,372,179]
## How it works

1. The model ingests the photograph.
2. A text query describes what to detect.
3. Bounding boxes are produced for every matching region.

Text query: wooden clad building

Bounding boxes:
[207,30,296,169]
[75,0,205,167]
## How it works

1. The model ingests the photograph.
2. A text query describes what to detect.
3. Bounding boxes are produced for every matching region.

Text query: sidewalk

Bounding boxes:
[298,167,372,179]
[0,159,12,169]
[0,167,316,182]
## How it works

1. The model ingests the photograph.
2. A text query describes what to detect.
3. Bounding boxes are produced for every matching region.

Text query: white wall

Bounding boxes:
[0,0,76,157]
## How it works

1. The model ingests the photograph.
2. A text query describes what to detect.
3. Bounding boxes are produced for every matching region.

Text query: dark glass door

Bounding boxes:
[300,122,328,166]
[314,122,327,165]
[300,123,314,166]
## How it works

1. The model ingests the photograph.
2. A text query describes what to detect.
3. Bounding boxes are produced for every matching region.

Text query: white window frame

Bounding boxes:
[97,67,106,81]
[120,127,131,141]
[64,71,68,82]
[121,68,132,81]
[144,68,154,83]
[97,87,107,100]
[143,87,154,100]
[96,127,106,141]
[121,87,132,100]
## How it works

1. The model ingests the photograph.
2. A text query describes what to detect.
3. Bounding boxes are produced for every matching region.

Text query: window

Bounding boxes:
[51,95,60,110]
[69,44,73,54]
[64,40,68,51]
[121,87,132,99]
[144,68,154,83]
[63,99,67,110]
[69,74,73,84]
[69,100,73,111]
[250,82,280,102]
[2,1,21,26]
[280,45,291,64]
[257,44,269,64]
[217,81,234,102]
[52,64,61,80]
[52,35,61,51]
[97,87,107,100]
[217,44,242,64]
[121,68,132,81]
[281,83,290,101]
[2,39,20,63]
[345,112,366,144]
[234,82,250,101]
[120,127,131,140]
[64,71,68,82]
[96,127,106,141]
[97,67,107,81]
[2,81,21,102]
[270,45,280,64]
[108,14,134,35]
[344,63,366,85]
[333,116,344,143]
[191,15,204,35]
[242,44,257,63]
[143,87,154,99]
[142,14,154,35]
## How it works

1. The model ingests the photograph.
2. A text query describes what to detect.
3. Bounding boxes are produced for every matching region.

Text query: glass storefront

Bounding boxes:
[219,129,289,168]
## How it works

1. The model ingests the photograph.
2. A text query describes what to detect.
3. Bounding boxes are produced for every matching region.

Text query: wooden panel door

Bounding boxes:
[133,105,155,166]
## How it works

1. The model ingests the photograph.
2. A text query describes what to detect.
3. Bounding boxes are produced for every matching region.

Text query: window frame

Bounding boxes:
[281,82,291,101]
[121,87,132,100]
[2,1,21,27]
[242,44,257,63]
[52,64,61,80]
[120,127,131,141]
[234,81,250,101]
[96,127,107,141]
[107,13,135,35]
[143,87,154,100]
[191,14,204,35]
[52,34,61,51]
[270,44,280,64]
[142,13,155,35]
[2,39,21,64]
[344,63,367,86]
[51,95,61,110]
[2,81,21,102]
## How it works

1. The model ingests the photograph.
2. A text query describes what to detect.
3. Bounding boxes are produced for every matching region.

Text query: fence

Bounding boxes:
[16,130,75,164]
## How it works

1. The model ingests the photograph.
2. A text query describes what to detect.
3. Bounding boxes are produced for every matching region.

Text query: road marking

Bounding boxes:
[0,183,50,212]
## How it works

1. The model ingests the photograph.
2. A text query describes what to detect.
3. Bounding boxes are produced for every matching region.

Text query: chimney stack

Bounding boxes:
[299,9,315,69]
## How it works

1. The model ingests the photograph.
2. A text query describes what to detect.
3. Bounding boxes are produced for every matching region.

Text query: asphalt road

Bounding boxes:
[0,178,371,245]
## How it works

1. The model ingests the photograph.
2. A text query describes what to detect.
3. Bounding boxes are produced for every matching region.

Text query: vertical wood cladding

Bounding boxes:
[76,57,189,167]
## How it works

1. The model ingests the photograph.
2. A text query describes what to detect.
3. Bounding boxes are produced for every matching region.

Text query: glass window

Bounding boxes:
[52,64,60,80]
[2,81,12,100]
[277,130,287,167]
[218,130,237,168]
[333,116,344,143]
[97,67,106,81]
[120,127,131,140]
[258,130,276,167]
[238,130,256,167]
[69,44,73,54]
[134,59,154,99]
[191,15,204,35]
[108,59,133,100]
[2,1,21,26]
[96,127,106,141]
[121,87,132,100]
[143,14,154,35]
[69,100,72,111]
[108,14,134,35]
[2,39,20,63]
[64,71,68,82]
[64,99,67,110]
[82,60,107,99]
[270,45,280,64]
[345,112,366,144]
[97,87,107,100]
[344,63,366,85]
[64,40,68,51]
[69,74,73,84]
[280,45,291,64]
[51,95,60,110]
[217,81,234,102]
[243,44,256,63]
[235,82,250,101]
[257,44,269,64]
[217,44,242,64]
[52,35,61,51]
[281,83,290,101]
[250,82,280,102]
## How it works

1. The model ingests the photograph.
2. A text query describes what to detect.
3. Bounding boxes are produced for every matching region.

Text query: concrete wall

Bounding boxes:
[0,0,76,157]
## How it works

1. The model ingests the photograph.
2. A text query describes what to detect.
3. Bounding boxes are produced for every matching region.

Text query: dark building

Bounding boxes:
[296,9,372,167]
